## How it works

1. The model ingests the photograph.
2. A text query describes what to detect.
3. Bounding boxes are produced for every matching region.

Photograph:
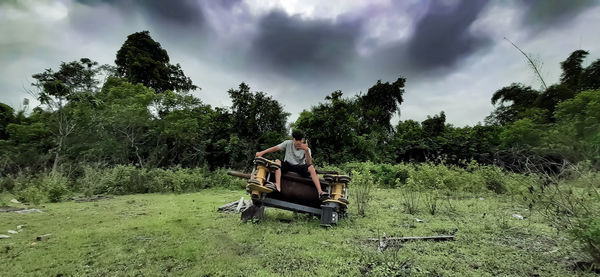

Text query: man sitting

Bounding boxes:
[255,130,328,200]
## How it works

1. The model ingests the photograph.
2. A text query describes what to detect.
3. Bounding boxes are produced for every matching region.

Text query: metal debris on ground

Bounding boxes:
[36,234,52,241]
[14,209,44,214]
[512,214,524,220]
[217,197,252,213]
[367,235,455,251]
[70,195,114,202]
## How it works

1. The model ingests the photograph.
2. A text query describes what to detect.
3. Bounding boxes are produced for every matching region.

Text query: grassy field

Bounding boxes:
[0,189,594,276]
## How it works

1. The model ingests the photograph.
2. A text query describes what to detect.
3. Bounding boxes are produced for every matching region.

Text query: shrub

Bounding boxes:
[17,186,46,205]
[572,217,600,264]
[401,190,420,214]
[0,176,15,192]
[11,172,71,204]
[342,162,410,188]
[77,164,106,197]
[77,165,247,195]
[203,168,246,190]
[477,165,507,193]
[424,190,439,215]
[524,161,600,264]
[351,169,374,217]
[45,173,70,202]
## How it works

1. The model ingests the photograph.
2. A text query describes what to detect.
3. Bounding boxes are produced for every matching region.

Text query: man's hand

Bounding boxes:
[299,140,309,151]
[255,151,263,157]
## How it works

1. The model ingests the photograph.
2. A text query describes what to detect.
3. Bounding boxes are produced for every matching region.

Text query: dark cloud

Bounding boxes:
[248,11,362,79]
[521,0,598,28]
[404,0,491,71]
[76,0,207,27]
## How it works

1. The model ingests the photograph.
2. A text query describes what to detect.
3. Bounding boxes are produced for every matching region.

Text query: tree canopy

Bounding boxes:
[115,31,197,93]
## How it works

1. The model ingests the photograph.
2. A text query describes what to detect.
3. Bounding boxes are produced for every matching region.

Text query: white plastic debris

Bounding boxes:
[7,230,18,234]
[512,214,524,220]
[17,225,24,229]
[10,199,20,204]
[415,218,424,223]
[478,197,485,200]
[0,235,10,239]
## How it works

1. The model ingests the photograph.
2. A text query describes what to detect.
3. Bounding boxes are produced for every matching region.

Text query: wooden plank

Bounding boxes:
[366,235,455,242]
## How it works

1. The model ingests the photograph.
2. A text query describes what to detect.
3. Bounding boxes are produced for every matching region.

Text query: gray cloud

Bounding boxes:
[405,0,491,71]
[248,11,363,80]
[75,0,207,27]
[521,0,598,29]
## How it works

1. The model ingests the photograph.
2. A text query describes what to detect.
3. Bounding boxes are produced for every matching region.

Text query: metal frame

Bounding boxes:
[262,198,322,215]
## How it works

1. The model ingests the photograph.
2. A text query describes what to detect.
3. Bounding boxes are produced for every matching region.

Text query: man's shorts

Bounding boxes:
[281,161,311,178]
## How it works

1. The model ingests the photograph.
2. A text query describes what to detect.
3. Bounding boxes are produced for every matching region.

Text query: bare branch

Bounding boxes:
[504,37,548,90]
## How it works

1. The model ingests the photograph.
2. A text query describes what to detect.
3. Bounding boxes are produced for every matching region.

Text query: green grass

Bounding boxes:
[0,189,594,276]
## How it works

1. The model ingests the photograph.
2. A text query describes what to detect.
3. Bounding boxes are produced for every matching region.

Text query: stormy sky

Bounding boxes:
[1,0,599,126]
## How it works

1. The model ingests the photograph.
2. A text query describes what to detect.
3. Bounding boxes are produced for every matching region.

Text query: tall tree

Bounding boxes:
[488,83,539,125]
[0,103,15,140]
[560,49,589,91]
[581,59,600,91]
[227,83,289,168]
[115,31,197,93]
[357,77,406,133]
[30,58,102,173]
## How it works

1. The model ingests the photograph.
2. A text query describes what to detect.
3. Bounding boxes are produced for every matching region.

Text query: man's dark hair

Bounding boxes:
[292,129,305,140]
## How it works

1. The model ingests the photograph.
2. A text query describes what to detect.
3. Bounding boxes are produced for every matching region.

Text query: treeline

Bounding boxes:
[0,31,599,177]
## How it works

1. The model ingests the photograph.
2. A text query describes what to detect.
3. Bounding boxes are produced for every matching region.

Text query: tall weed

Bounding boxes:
[351,169,374,217]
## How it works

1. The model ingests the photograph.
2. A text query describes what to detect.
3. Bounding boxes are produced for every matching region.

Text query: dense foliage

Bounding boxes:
[1,30,599,175]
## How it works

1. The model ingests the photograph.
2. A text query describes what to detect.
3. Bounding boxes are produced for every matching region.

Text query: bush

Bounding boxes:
[405,162,478,192]
[342,162,410,188]
[11,172,71,204]
[572,218,600,264]
[401,189,420,214]
[203,168,246,190]
[0,176,15,192]
[400,161,530,194]
[45,174,70,202]
[77,165,247,195]
[17,186,46,205]
[524,161,599,264]
[77,164,106,197]
[351,169,374,217]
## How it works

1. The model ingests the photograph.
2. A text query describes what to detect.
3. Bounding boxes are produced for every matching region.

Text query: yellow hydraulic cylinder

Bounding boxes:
[254,165,268,185]
[332,182,344,200]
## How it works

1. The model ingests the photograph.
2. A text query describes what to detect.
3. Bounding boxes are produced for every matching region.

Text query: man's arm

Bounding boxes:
[256,145,280,157]
[305,149,312,165]
[300,141,312,165]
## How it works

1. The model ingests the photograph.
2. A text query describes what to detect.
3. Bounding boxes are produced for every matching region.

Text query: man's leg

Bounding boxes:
[275,159,282,191]
[307,165,323,195]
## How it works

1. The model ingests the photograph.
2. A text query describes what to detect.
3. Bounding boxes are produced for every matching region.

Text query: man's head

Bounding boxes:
[291,129,305,148]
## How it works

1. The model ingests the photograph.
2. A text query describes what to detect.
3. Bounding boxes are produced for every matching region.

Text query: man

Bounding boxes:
[255,130,328,200]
